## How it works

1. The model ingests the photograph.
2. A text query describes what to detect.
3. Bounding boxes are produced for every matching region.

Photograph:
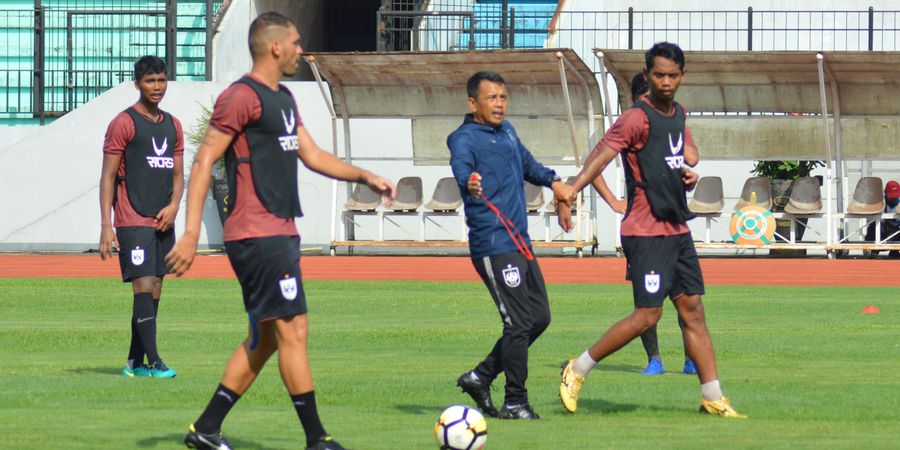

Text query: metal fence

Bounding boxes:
[1,0,225,123]
[554,8,900,73]
[378,4,556,50]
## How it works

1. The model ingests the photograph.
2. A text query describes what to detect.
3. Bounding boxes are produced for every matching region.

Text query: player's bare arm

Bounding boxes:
[559,144,618,231]
[99,153,122,260]
[591,175,627,214]
[296,125,397,203]
[682,166,699,192]
[684,140,699,167]
[551,180,576,206]
[155,154,184,232]
[165,126,232,276]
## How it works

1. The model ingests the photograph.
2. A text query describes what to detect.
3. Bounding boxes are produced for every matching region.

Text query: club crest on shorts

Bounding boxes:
[131,247,145,266]
[279,275,298,301]
[644,271,660,294]
[502,264,521,288]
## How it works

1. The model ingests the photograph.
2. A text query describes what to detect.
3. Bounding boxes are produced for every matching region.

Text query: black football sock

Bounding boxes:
[126,314,145,367]
[291,391,327,447]
[195,384,241,434]
[133,293,160,364]
[640,325,660,361]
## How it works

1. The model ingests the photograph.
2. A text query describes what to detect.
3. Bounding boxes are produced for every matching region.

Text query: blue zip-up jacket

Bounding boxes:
[448,114,558,259]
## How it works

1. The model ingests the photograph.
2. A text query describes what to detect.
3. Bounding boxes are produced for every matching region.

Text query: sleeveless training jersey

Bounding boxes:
[225,76,302,219]
[120,107,177,217]
[625,101,694,224]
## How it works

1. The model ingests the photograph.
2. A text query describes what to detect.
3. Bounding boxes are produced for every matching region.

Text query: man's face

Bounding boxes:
[277,25,303,77]
[468,80,508,127]
[644,56,684,102]
[135,72,167,105]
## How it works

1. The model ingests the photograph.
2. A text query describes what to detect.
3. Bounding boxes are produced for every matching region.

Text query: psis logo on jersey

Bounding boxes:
[278,109,299,152]
[665,132,684,169]
[131,247,145,266]
[146,136,175,168]
[502,264,521,288]
[644,271,660,293]
[279,275,298,301]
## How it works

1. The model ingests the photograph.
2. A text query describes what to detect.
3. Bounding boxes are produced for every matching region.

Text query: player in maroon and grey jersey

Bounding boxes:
[99,55,184,380]
[166,12,396,450]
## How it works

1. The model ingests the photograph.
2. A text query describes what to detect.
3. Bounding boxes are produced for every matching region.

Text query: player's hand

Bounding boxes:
[682,167,699,192]
[99,226,118,260]
[552,181,576,207]
[165,234,197,277]
[610,198,627,214]
[557,202,574,232]
[467,172,483,197]
[363,172,397,207]
[155,203,179,232]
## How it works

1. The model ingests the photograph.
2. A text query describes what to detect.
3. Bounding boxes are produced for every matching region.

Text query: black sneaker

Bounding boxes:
[456,371,499,418]
[306,434,346,450]
[184,423,233,449]
[499,403,540,420]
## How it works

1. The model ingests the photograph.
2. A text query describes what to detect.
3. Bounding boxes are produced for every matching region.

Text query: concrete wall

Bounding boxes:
[1,79,898,253]
[0,78,613,252]
[212,0,327,82]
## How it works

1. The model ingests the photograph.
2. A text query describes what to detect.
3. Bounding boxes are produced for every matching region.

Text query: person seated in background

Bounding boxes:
[865,180,900,258]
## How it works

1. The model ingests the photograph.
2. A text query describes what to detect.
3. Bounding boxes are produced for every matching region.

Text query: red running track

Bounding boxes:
[0,254,897,286]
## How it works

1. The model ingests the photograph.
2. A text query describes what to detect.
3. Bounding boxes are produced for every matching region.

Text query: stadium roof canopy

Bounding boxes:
[596,49,900,161]
[304,49,602,164]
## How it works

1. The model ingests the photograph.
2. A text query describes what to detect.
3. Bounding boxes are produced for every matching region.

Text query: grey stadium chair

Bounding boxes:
[388,176,423,212]
[424,177,463,212]
[524,182,545,212]
[784,177,822,214]
[847,177,885,215]
[344,183,382,211]
[688,176,725,214]
[734,177,773,211]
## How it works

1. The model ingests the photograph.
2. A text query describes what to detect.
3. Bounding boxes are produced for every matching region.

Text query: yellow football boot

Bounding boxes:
[559,359,585,414]
[699,397,747,419]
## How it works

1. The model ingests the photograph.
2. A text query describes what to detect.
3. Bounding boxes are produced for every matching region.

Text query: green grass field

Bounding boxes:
[0,278,897,449]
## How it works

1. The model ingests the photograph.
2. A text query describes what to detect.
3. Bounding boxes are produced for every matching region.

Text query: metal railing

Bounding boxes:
[378,10,476,51]
[1,0,224,123]
[553,8,900,73]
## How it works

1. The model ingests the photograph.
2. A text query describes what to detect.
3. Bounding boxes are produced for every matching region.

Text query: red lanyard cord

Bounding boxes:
[478,192,534,261]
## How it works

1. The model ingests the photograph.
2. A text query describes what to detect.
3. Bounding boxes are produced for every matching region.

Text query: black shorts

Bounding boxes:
[621,233,704,308]
[116,226,175,282]
[225,235,307,323]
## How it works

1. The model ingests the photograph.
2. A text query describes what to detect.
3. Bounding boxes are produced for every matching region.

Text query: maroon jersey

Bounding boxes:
[209,73,305,242]
[103,106,184,228]
[597,96,694,237]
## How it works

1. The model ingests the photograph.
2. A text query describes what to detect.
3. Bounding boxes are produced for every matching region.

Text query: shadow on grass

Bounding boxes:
[66,367,122,376]
[563,398,641,415]
[394,403,446,416]
[136,433,280,449]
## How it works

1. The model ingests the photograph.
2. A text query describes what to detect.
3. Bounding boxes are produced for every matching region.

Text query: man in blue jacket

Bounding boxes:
[449,71,574,420]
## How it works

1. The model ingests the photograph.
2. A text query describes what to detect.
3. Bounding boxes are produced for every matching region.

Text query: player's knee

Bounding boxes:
[633,307,662,331]
[132,276,155,294]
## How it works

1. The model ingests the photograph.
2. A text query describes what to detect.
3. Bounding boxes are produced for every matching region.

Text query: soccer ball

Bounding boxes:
[434,405,487,450]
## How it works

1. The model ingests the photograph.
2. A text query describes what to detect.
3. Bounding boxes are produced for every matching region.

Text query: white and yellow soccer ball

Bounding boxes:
[433,405,487,450]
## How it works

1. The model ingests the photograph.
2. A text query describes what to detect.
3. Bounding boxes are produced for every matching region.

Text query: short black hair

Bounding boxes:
[133,55,167,81]
[249,12,296,58]
[645,41,685,72]
[467,71,505,100]
[630,72,649,101]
